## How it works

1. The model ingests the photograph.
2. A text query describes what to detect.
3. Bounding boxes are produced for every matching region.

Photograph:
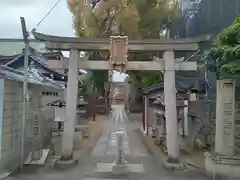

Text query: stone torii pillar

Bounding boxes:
[55,49,79,167]
[163,51,179,163]
[154,53,197,169]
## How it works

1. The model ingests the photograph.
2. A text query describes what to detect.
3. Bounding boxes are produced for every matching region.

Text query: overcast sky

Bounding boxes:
[0,0,127,81]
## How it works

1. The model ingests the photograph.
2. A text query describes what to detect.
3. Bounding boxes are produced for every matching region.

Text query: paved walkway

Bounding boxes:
[7,105,209,180]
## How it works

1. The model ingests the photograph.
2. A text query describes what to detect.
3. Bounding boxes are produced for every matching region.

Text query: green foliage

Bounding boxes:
[138,71,163,88]
[90,70,108,94]
[202,16,240,79]
[68,0,180,92]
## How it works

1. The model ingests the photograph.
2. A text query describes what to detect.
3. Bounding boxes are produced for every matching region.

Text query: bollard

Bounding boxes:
[116,130,125,165]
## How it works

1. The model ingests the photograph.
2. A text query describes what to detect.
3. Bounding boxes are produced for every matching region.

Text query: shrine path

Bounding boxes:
[7,104,209,180]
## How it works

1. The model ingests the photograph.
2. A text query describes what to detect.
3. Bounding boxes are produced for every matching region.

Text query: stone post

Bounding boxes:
[112,130,129,174]
[115,130,125,165]
[152,108,157,138]
[32,88,43,161]
[163,51,179,162]
[183,100,189,136]
[59,49,79,162]
[144,96,148,134]
[215,79,235,156]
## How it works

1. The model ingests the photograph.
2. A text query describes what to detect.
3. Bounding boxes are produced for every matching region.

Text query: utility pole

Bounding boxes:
[20,17,29,168]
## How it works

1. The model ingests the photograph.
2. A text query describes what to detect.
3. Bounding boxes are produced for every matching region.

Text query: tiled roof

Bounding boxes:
[0,65,64,89]
[143,70,206,95]
[0,39,47,56]
[1,47,69,81]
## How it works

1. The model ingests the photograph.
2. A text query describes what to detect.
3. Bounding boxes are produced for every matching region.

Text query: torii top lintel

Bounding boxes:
[33,31,211,52]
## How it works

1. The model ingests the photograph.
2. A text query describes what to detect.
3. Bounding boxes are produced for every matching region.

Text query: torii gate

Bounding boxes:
[33,31,209,167]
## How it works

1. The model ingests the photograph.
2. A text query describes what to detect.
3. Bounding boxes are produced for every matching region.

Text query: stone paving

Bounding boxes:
[7,105,210,180]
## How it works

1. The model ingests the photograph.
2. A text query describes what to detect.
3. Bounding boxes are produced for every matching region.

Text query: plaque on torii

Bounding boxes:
[109,36,128,71]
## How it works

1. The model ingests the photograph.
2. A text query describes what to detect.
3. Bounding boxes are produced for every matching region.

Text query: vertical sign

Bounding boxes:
[222,82,235,151]
[33,113,41,151]
[109,36,128,65]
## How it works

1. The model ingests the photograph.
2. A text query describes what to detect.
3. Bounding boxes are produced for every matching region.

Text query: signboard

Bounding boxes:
[54,107,66,122]
[109,36,128,65]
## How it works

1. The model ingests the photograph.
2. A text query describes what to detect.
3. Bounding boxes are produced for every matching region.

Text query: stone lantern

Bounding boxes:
[176,97,187,136]
[189,81,201,102]
[189,89,199,102]
[77,97,88,114]
[152,95,165,139]
[151,95,187,139]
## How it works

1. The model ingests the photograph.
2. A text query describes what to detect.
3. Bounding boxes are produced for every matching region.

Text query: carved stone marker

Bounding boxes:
[115,130,125,165]
[112,129,129,174]
[215,79,236,156]
[32,114,43,160]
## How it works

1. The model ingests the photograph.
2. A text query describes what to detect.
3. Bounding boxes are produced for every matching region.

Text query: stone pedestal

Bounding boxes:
[32,150,43,160]
[112,164,129,175]
[54,158,78,169]
[205,152,240,178]
[205,79,238,178]
[163,160,185,171]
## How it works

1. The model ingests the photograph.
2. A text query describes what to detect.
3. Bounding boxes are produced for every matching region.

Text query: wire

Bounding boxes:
[185,49,200,61]
[28,0,62,36]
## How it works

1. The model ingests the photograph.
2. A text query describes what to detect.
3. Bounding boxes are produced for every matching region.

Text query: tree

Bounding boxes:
[202,16,240,79]
[184,0,240,37]
[68,0,180,100]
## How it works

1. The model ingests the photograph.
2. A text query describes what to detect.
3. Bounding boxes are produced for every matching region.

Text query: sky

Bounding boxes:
[0,0,127,82]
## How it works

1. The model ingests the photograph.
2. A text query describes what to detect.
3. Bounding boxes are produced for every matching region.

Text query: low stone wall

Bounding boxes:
[0,79,56,172]
[0,79,23,171]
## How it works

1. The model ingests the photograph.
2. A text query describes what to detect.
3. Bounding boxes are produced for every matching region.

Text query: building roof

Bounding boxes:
[144,55,206,96]
[0,65,64,90]
[0,46,84,81]
[0,39,46,56]
[2,47,69,82]
[143,72,205,96]
[42,51,63,60]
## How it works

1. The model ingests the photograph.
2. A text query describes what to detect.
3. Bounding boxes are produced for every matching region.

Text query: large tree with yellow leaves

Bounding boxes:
[68,0,180,100]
